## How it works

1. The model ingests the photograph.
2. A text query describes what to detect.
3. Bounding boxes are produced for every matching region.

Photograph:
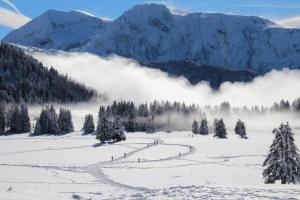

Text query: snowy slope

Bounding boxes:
[3,3,300,71]
[3,10,108,51]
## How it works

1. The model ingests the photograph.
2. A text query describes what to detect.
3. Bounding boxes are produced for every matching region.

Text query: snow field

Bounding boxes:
[0,129,300,199]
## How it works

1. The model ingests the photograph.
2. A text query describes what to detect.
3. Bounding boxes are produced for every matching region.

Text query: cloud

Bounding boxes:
[30,51,300,108]
[2,0,20,13]
[0,0,30,29]
[277,16,300,28]
[0,7,30,28]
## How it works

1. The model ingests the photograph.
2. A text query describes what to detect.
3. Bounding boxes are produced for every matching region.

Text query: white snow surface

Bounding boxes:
[3,3,300,71]
[1,129,300,200]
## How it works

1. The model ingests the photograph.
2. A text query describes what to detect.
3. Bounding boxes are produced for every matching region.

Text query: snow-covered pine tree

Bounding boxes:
[263,122,300,184]
[48,105,58,134]
[0,102,5,133]
[34,118,41,135]
[213,118,218,132]
[146,115,155,133]
[127,112,136,132]
[83,114,95,134]
[192,120,199,134]
[19,103,31,133]
[66,109,74,132]
[166,112,172,133]
[111,116,126,141]
[7,105,20,133]
[213,118,227,138]
[234,119,247,138]
[33,106,61,135]
[38,108,50,134]
[96,116,112,143]
[199,119,209,135]
[58,108,74,134]
[96,106,106,134]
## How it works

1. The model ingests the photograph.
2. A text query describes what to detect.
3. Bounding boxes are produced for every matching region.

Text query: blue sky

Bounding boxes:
[1,0,300,39]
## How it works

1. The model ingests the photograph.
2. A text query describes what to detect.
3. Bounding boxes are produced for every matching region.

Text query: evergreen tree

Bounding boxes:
[96,106,106,134]
[192,120,199,134]
[37,108,50,134]
[34,118,41,135]
[263,123,300,184]
[58,108,74,134]
[19,103,31,133]
[83,114,95,134]
[213,118,218,132]
[292,98,300,112]
[111,116,126,141]
[199,119,209,135]
[126,112,136,132]
[7,105,20,133]
[165,112,172,133]
[0,102,5,133]
[96,116,112,143]
[213,118,227,138]
[33,106,63,135]
[48,105,59,134]
[234,119,247,138]
[146,115,155,133]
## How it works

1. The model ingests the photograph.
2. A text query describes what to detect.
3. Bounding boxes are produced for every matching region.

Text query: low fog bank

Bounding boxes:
[28,51,300,133]
[32,51,300,107]
[28,103,300,134]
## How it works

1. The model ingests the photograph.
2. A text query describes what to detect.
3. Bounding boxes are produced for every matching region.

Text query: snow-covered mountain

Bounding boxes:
[3,10,108,51]
[3,3,300,72]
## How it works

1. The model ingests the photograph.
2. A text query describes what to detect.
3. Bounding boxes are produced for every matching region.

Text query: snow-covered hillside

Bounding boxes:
[1,131,300,199]
[3,10,108,51]
[3,3,300,72]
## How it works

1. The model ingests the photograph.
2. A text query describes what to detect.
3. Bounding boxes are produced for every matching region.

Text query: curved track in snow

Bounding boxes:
[86,137,197,191]
[0,136,197,192]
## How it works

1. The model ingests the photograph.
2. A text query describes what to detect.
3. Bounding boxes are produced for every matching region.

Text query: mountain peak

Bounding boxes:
[3,9,107,50]
[118,3,172,21]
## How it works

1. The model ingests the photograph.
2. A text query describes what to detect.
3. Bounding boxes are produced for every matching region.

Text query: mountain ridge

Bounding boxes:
[141,60,257,89]
[3,3,300,72]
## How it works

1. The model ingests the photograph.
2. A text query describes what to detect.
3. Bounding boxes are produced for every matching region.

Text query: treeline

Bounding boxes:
[271,98,300,112]
[1,98,300,136]
[88,98,300,134]
[95,100,202,133]
[0,102,31,134]
[204,98,300,115]
[0,43,96,103]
